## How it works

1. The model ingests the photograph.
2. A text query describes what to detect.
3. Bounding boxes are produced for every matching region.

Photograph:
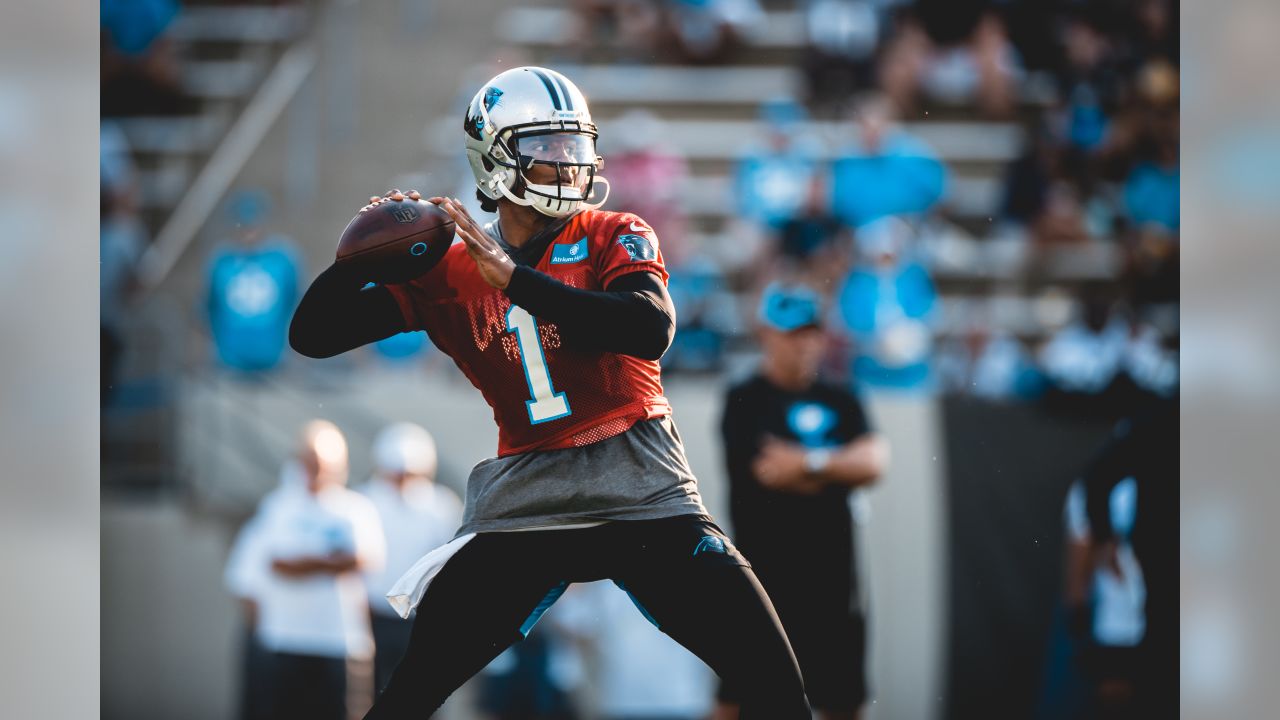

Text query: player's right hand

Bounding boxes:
[435,196,516,291]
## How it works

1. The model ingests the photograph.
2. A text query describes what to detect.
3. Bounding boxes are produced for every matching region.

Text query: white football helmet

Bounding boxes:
[464,66,609,218]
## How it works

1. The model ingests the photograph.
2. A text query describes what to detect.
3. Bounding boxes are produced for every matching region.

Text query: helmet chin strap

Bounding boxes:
[578,175,610,212]
[490,170,611,218]
[492,171,535,208]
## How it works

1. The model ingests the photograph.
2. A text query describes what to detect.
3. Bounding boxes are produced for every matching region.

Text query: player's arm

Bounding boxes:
[504,266,675,360]
[436,196,675,360]
[289,261,407,358]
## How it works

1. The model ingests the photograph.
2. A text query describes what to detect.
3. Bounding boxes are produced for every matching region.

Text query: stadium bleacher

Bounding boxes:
[471,6,1117,347]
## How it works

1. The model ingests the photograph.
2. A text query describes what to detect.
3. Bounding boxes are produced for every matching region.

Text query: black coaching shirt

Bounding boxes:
[721,374,873,611]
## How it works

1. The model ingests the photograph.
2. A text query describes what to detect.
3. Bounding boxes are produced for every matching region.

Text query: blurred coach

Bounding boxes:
[716,283,889,720]
[358,422,463,693]
[229,420,386,720]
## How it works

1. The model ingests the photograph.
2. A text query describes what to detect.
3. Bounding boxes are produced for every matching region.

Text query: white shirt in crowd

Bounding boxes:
[224,462,386,660]
[358,476,463,617]
[1065,478,1147,647]
[1040,318,1131,394]
[561,581,714,718]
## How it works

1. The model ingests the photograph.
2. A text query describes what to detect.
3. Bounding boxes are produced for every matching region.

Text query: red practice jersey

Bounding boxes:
[385,210,672,456]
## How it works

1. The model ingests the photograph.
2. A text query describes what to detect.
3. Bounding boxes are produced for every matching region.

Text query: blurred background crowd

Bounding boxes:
[100,0,1178,718]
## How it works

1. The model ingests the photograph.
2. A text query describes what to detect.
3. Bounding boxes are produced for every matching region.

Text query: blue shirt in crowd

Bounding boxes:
[838,261,938,390]
[206,239,299,372]
[1123,162,1179,232]
[733,147,821,229]
[831,132,947,227]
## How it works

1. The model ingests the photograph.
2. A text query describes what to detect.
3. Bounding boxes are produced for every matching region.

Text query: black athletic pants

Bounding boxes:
[363,514,812,720]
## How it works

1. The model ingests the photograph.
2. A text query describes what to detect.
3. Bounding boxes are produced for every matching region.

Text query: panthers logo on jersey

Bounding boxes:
[617,233,656,262]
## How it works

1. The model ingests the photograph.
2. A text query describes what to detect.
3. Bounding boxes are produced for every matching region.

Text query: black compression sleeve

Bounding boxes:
[503,267,675,361]
[289,263,407,358]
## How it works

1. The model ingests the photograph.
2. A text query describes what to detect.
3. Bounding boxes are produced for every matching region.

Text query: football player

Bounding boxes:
[290,67,811,719]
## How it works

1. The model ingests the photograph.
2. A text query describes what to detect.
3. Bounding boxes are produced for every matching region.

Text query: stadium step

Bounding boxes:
[112,115,227,156]
[497,6,805,66]
[169,5,308,45]
[553,64,801,109]
[180,57,269,101]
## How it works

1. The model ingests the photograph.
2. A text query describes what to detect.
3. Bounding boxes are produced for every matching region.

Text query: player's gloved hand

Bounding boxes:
[432,196,515,290]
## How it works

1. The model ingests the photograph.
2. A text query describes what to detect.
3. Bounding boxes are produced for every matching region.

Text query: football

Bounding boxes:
[335,196,455,284]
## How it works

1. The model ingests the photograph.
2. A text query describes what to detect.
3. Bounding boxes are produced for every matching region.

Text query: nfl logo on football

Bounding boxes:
[389,204,420,224]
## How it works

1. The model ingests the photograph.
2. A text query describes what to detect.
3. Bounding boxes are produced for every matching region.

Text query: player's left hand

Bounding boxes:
[753,437,822,494]
[434,196,515,290]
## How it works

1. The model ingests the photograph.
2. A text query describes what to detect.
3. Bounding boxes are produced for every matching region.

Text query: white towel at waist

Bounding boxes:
[385,532,477,619]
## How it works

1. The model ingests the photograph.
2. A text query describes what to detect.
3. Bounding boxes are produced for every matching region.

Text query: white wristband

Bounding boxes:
[804,448,832,474]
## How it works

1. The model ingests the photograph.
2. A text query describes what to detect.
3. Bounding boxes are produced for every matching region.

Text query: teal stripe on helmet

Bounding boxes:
[529,68,562,111]
[549,71,574,111]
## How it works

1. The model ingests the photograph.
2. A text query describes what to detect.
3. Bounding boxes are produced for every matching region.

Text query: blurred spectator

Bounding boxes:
[225,460,308,720]
[101,0,179,57]
[1036,295,1178,412]
[1003,117,1123,250]
[1054,11,1124,153]
[970,330,1043,400]
[1113,74,1179,306]
[1122,139,1179,235]
[1033,180,1093,245]
[100,122,146,405]
[206,190,301,373]
[1035,476,1145,720]
[661,0,763,64]
[999,123,1060,236]
[571,0,665,63]
[600,110,731,372]
[879,4,1022,118]
[575,0,763,65]
[602,110,692,268]
[721,99,824,285]
[1077,400,1178,718]
[358,422,463,693]
[225,420,386,720]
[1118,0,1177,72]
[830,93,946,229]
[476,626,579,720]
[373,331,431,363]
[937,326,1044,401]
[1038,296,1128,397]
[733,99,823,232]
[719,282,887,720]
[775,174,853,289]
[571,581,714,720]
[664,256,739,373]
[100,0,195,117]
[801,0,883,117]
[836,216,938,391]
[1122,316,1178,398]
[1074,477,1147,716]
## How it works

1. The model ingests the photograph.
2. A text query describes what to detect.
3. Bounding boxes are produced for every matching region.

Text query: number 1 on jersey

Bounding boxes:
[505,305,571,424]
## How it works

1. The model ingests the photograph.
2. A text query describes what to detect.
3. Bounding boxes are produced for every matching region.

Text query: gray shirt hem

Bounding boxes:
[455,416,709,536]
